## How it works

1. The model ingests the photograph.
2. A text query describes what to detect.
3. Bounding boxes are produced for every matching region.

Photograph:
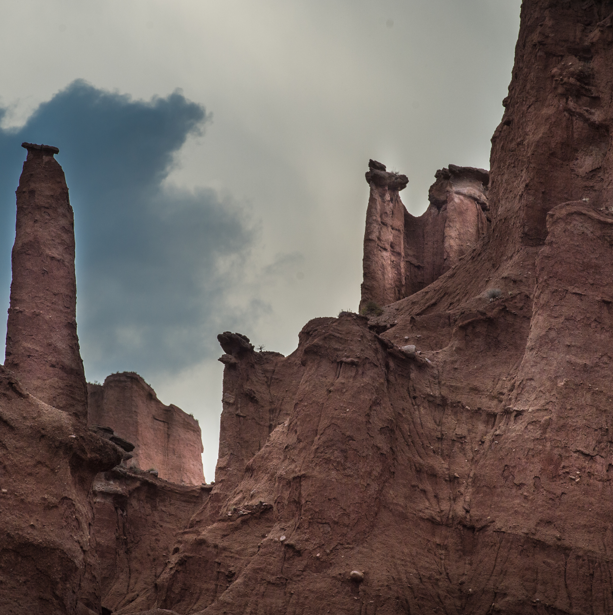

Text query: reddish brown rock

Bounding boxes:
[88,372,204,485]
[124,2,613,614]
[91,467,209,614]
[0,144,122,615]
[0,368,121,615]
[5,143,88,421]
[360,160,489,313]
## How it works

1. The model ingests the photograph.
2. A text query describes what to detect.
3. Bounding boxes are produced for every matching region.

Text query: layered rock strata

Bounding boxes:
[360,160,489,313]
[5,143,88,420]
[88,373,204,485]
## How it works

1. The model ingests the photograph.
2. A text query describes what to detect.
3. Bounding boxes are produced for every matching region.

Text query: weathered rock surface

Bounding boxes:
[0,145,122,615]
[125,2,613,614]
[6,1,613,614]
[5,143,88,421]
[88,372,204,485]
[360,160,489,313]
[91,468,209,614]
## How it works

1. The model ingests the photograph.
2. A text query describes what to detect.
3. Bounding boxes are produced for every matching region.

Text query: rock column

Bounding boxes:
[5,143,87,421]
[360,160,489,311]
[360,160,409,311]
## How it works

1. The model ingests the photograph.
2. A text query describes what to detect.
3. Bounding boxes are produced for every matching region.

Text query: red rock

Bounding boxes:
[0,144,122,615]
[5,143,88,421]
[91,468,209,614]
[8,1,613,613]
[360,160,489,313]
[88,372,204,485]
[0,368,121,615]
[130,3,613,614]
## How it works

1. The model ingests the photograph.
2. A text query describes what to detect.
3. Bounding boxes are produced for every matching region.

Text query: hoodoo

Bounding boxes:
[0,144,122,615]
[360,160,489,312]
[0,145,207,615]
[5,1,613,614]
[5,142,87,420]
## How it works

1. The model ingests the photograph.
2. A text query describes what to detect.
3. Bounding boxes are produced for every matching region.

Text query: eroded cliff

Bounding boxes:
[88,373,204,486]
[130,1,613,614]
[4,1,613,614]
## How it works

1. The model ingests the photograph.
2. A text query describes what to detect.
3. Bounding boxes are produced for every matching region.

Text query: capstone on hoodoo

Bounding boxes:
[360,159,489,313]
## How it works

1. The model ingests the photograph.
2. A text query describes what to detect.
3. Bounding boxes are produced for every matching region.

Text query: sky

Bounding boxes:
[0,0,521,480]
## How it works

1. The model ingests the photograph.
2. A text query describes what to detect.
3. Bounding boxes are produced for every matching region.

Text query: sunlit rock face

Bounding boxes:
[360,160,489,313]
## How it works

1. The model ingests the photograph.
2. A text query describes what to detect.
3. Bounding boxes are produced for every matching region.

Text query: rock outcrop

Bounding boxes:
[123,2,613,614]
[360,160,489,313]
[0,145,122,615]
[5,143,88,420]
[91,468,210,614]
[6,1,613,614]
[88,373,204,485]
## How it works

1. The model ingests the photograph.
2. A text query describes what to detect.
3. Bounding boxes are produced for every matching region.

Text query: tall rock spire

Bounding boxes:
[5,143,87,420]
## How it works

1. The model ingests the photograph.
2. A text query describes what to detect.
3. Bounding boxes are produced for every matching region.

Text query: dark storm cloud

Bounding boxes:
[0,80,259,378]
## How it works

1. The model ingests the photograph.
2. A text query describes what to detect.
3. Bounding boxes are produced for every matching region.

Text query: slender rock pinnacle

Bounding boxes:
[5,143,87,420]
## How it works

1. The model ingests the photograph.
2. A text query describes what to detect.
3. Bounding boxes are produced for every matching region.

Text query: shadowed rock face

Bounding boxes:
[5,142,87,421]
[91,468,209,614]
[360,160,489,312]
[124,2,613,614]
[88,372,205,485]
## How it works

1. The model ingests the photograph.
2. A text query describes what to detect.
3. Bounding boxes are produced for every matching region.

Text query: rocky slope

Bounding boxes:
[125,1,613,614]
[92,468,210,614]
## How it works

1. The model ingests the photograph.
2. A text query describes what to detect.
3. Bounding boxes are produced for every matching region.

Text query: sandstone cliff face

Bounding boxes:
[88,373,204,486]
[130,2,613,614]
[5,143,88,420]
[360,160,489,312]
[0,145,122,615]
[0,370,121,615]
[91,468,209,614]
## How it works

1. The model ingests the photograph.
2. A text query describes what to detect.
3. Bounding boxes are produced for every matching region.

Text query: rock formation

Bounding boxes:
[0,145,207,615]
[5,143,88,421]
[0,145,122,615]
[360,160,489,313]
[122,2,613,614]
[88,373,204,485]
[6,1,613,614]
[91,468,209,614]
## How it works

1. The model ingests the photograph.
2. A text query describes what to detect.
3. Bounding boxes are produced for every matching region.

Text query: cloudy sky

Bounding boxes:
[0,0,521,480]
